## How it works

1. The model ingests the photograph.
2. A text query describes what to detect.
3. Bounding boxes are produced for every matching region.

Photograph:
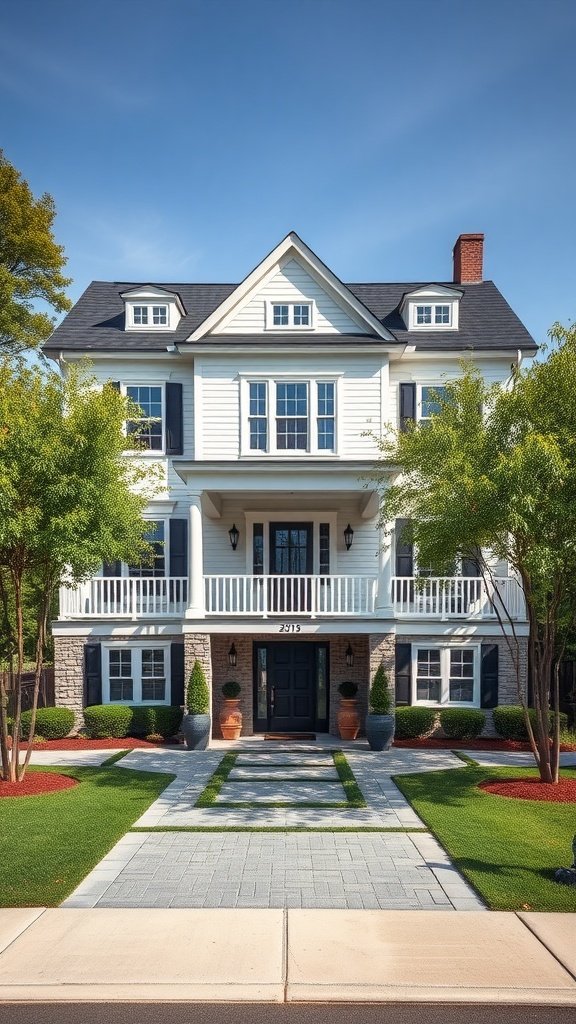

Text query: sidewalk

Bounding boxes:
[0,907,574,1004]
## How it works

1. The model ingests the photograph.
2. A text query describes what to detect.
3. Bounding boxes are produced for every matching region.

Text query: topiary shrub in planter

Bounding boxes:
[439,708,485,740]
[20,707,75,740]
[182,660,211,750]
[130,705,183,740]
[394,707,437,740]
[219,681,242,740]
[337,681,359,740]
[366,665,394,751]
[84,705,133,739]
[493,705,568,742]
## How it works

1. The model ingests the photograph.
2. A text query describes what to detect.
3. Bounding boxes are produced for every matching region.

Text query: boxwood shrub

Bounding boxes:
[439,708,485,740]
[493,705,568,741]
[84,705,133,739]
[394,706,437,739]
[130,705,183,739]
[20,707,75,740]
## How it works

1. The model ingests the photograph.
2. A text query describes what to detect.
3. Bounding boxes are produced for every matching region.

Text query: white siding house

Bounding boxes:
[45,231,536,737]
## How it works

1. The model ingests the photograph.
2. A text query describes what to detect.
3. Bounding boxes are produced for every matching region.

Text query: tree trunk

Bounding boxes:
[18,588,50,781]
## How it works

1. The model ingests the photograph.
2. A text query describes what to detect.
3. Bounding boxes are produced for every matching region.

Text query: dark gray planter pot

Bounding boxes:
[182,713,211,750]
[365,714,395,752]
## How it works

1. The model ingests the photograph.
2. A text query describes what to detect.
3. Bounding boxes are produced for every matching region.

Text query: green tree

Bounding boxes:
[371,323,576,784]
[0,361,156,781]
[0,151,72,354]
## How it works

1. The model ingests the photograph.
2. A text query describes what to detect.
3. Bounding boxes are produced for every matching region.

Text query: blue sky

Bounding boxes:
[1,0,575,347]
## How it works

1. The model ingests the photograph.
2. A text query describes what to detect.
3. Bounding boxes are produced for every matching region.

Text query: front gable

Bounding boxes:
[187,232,395,342]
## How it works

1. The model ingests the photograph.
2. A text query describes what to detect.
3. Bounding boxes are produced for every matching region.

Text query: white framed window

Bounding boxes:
[418,384,448,423]
[152,305,168,325]
[242,377,338,455]
[408,300,458,330]
[266,301,314,330]
[126,519,167,578]
[124,384,164,452]
[411,644,480,707]
[103,643,171,705]
[130,303,170,329]
[133,305,149,326]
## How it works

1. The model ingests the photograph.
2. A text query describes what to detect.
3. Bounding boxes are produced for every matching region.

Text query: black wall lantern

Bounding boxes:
[228,642,237,668]
[345,643,354,667]
[228,524,239,551]
[344,523,354,550]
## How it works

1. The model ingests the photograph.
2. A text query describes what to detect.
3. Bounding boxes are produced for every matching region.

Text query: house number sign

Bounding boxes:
[278,623,312,633]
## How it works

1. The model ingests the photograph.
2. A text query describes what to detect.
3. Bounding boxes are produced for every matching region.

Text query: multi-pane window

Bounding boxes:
[449,649,474,702]
[317,381,335,451]
[270,303,312,328]
[415,304,451,327]
[249,382,268,451]
[420,385,447,422]
[109,650,133,702]
[276,382,308,450]
[133,306,148,325]
[416,649,441,702]
[152,305,167,325]
[126,385,163,450]
[141,649,166,701]
[128,521,165,578]
[414,646,478,706]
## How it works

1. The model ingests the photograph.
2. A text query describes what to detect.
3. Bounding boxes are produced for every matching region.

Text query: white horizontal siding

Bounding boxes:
[388,355,515,429]
[218,258,368,335]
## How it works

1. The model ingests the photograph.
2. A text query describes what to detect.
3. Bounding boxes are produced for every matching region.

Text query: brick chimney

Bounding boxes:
[453,233,484,284]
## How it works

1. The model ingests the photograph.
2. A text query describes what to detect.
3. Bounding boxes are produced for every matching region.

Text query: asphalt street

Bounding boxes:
[0,1004,573,1024]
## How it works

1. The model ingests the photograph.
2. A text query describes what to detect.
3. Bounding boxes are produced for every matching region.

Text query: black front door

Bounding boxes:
[268,642,316,732]
[269,522,313,613]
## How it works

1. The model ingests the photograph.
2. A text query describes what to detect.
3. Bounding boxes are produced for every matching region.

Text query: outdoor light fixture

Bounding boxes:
[228,642,237,668]
[344,523,354,550]
[346,643,354,667]
[228,524,239,551]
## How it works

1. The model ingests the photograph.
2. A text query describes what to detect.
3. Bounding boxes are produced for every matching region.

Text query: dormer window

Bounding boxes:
[416,304,452,327]
[133,306,148,326]
[152,305,168,325]
[400,287,461,332]
[266,301,314,330]
[121,286,185,332]
[131,304,168,327]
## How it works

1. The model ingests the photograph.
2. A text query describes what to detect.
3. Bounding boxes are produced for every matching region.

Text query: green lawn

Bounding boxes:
[394,764,576,912]
[0,764,174,907]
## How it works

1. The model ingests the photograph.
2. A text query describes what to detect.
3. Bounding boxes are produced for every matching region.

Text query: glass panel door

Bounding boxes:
[269,523,313,613]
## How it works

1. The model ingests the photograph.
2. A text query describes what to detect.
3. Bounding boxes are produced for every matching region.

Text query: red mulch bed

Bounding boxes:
[0,772,79,798]
[17,737,181,751]
[479,777,576,803]
[393,738,576,752]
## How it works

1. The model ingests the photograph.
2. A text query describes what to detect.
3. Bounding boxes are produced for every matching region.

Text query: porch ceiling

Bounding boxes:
[201,487,379,520]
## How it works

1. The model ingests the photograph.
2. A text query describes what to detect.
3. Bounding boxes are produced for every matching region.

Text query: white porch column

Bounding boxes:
[186,491,205,617]
[374,518,394,616]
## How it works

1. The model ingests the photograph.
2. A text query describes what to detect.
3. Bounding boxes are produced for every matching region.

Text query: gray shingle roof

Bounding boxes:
[43,279,537,353]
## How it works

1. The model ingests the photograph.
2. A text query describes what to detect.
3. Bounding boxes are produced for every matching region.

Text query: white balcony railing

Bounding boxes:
[392,576,525,620]
[59,577,188,619]
[204,575,377,617]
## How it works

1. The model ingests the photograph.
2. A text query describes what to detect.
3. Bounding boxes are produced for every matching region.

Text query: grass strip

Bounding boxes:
[194,752,238,807]
[100,749,131,766]
[332,750,367,808]
[130,825,428,833]
[394,764,576,913]
[0,764,174,907]
[451,750,479,765]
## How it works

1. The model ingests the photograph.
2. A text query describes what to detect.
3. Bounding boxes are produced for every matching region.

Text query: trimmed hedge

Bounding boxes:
[493,705,568,742]
[439,708,485,740]
[130,705,183,739]
[84,705,133,739]
[338,681,358,699]
[394,706,437,739]
[20,707,75,740]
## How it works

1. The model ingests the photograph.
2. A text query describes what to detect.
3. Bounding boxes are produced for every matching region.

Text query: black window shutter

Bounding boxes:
[102,561,121,576]
[400,383,416,432]
[462,546,481,576]
[109,381,121,392]
[480,643,499,708]
[166,383,183,455]
[84,644,102,706]
[395,519,414,577]
[395,642,412,706]
[169,519,188,577]
[170,642,185,706]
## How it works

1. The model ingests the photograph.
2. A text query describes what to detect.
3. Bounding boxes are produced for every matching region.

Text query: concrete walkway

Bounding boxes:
[0,907,575,1004]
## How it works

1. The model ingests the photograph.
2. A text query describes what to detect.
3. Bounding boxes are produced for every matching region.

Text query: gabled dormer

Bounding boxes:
[400,283,463,332]
[121,285,186,332]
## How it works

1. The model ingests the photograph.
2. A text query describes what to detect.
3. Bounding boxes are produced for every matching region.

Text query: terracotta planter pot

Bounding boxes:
[337,698,360,740]
[219,699,243,740]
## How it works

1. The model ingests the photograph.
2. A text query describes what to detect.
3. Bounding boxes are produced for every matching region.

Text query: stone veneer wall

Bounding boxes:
[398,633,529,737]
[53,636,86,730]
[183,633,213,716]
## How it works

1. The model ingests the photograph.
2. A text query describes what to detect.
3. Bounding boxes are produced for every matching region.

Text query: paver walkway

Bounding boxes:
[62,744,484,911]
